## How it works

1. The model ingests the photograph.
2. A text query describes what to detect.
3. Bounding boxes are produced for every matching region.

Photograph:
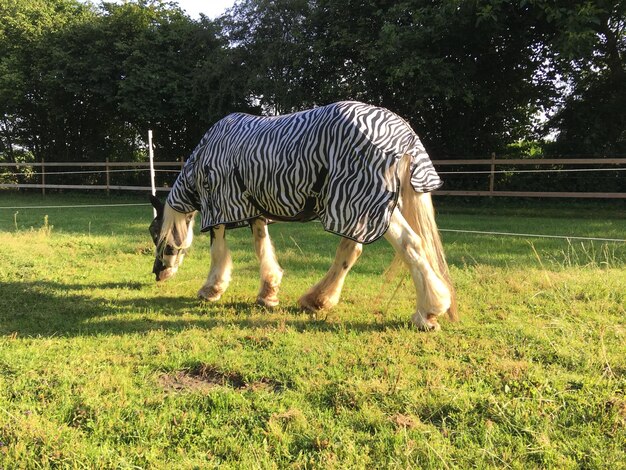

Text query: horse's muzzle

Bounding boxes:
[152,259,177,282]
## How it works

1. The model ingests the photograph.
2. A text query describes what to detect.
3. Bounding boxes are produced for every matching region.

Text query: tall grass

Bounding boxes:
[0,193,624,468]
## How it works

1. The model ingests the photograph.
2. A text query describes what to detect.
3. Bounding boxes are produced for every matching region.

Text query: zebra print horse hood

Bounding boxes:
[167,101,443,244]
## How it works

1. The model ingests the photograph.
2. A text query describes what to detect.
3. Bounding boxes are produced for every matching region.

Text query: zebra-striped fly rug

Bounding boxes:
[167,101,442,244]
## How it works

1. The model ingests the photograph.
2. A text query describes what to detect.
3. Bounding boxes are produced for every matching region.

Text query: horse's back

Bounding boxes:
[171,101,442,243]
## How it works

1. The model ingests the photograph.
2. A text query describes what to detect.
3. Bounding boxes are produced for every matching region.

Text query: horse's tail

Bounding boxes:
[394,155,458,322]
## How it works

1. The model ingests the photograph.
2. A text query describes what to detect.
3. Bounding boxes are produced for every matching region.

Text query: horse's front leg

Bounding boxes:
[383,208,451,331]
[251,218,283,307]
[198,225,232,301]
[299,237,363,312]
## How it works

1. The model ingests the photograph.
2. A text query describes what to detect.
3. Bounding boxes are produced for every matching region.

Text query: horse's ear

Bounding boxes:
[150,194,164,218]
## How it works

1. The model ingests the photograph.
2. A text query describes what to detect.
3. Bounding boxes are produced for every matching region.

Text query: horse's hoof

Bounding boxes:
[298,294,324,312]
[257,281,280,308]
[412,312,441,332]
[256,296,279,308]
[198,286,223,302]
[417,321,441,332]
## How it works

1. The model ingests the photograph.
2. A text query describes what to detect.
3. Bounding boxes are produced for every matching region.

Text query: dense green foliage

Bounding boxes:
[0,193,625,467]
[0,0,624,167]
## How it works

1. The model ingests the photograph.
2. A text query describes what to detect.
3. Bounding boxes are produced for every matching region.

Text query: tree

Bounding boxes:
[531,0,626,155]
[2,0,623,170]
[365,1,561,156]
[0,0,97,163]
[0,0,249,168]
[224,0,562,157]
[222,0,315,114]
[116,2,254,159]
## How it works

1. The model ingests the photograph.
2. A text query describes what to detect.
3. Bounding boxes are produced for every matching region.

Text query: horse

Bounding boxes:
[149,101,457,331]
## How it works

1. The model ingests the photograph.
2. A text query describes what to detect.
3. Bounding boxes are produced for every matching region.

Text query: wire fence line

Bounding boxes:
[437,167,626,175]
[3,168,180,177]
[0,203,150,210]
[438,229,624,243]
[4,169,153,177]
[0,201,624,244]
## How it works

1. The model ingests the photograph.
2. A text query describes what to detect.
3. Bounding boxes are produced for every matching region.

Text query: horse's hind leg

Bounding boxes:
[299,237,363,312]
[251,218,283,308]
[384,208,451,331]
[198,225,232,301]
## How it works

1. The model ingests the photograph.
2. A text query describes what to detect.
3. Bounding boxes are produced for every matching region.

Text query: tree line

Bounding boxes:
[1,0,624,170]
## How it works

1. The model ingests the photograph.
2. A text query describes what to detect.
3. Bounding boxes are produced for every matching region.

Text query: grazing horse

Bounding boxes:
[149,101,457,330]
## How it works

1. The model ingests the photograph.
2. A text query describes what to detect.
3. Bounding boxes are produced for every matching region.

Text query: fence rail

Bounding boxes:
[1,157,625,198]
[434,156,626,199]
[0,159,183,195]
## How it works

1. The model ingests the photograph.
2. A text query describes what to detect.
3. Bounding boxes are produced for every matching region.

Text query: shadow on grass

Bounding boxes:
[0,280,409,338]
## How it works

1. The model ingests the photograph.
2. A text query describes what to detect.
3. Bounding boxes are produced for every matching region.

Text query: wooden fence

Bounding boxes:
[434,156,626,199]
[0,159,184,195]
[1,156,625,199]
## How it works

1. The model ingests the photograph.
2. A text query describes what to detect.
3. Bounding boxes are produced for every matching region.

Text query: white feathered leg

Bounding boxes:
[251,218,283,307]
[299,237,363,312]
[198,225,232,301]
[384,207,451,331]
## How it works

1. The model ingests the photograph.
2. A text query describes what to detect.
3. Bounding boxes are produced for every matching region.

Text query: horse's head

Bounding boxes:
[149,195,194,282]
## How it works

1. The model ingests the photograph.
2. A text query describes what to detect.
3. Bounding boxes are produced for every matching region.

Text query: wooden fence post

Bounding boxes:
[180,155,184,170]
[105,158,110,196]
[489,152,496,195]
[41,158,45,196]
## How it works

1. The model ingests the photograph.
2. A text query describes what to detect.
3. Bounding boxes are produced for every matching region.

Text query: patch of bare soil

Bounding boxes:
[159,364,283,393]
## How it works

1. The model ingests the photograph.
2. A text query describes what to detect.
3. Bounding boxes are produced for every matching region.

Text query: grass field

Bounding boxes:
[0,192,625,468]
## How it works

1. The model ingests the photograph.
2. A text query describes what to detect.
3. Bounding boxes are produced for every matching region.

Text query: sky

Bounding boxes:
[82,0,238,19]
[173,0,237,19]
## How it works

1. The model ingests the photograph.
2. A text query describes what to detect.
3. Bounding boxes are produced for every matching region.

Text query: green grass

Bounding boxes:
[1,192,625,468]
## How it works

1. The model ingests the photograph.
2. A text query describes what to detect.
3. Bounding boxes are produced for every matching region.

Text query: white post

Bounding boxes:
[148,130,156,217]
